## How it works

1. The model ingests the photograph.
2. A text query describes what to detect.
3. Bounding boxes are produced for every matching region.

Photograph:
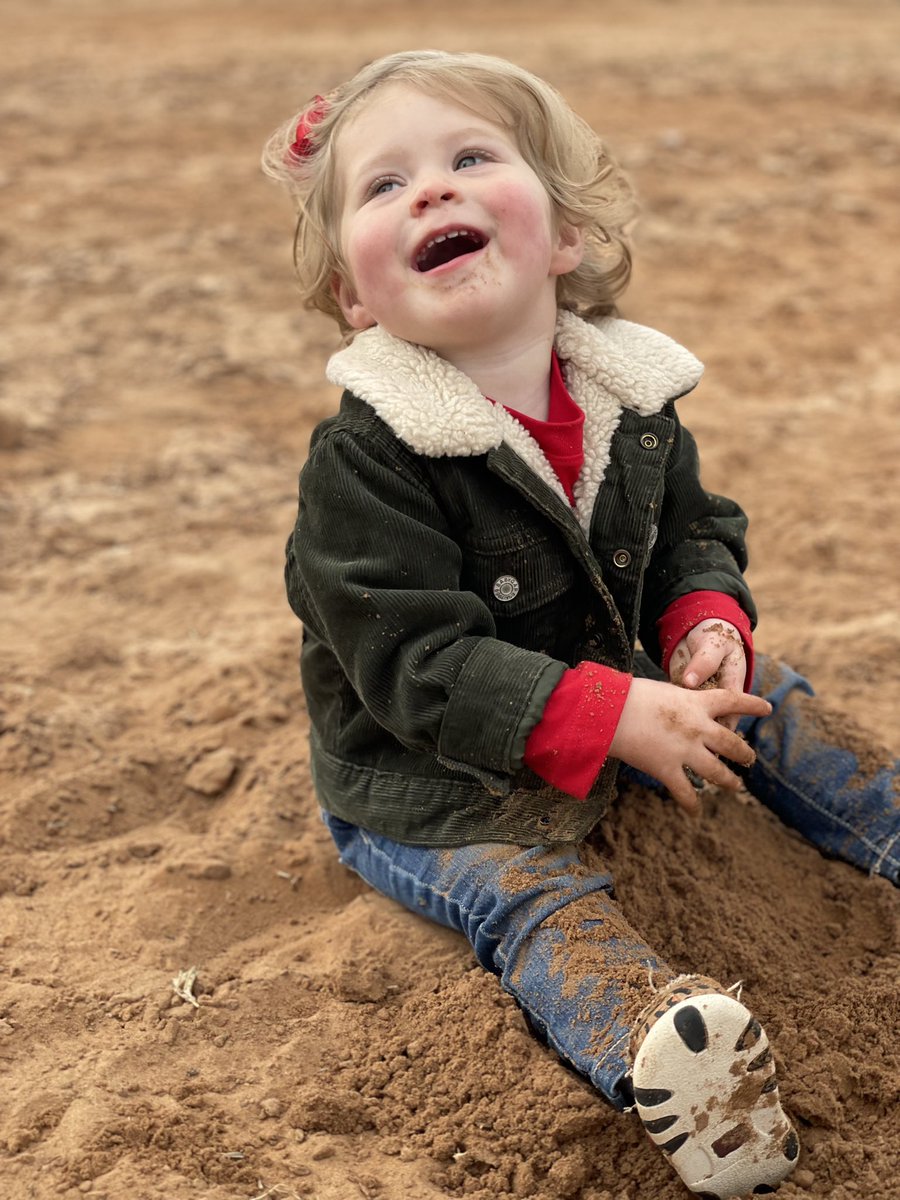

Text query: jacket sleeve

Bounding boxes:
[286,425,566,777]
[637,403,757,665]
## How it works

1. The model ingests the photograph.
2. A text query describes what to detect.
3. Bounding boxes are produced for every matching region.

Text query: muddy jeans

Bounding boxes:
[322,655,900,1108]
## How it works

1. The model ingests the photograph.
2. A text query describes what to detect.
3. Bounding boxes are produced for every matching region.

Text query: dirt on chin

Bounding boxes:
[2,2,899,1199]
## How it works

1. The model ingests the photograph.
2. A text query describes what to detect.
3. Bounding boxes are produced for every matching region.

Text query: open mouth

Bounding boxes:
[414,228,487,273]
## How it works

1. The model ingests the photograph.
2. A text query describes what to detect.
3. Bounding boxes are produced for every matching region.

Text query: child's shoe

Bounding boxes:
[629,976,799,1198]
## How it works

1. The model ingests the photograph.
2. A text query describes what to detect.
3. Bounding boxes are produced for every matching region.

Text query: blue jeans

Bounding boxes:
[322,656,900,1108]
[739,659,900,880]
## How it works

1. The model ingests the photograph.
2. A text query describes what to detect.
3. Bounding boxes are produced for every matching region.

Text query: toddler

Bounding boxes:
[263,50,899,1198]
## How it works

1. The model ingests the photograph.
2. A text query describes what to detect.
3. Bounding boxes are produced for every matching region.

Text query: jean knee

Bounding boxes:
[750,655,815,707]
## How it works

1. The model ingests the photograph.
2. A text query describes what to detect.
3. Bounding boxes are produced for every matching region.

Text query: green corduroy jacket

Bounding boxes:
[285,311,755,846]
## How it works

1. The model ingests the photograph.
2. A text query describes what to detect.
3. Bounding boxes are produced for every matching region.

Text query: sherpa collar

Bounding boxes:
[326,310,703,532]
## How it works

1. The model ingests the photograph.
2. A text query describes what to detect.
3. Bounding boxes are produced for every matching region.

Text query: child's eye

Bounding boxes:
[367,176,401,199]
[455,151,490,170]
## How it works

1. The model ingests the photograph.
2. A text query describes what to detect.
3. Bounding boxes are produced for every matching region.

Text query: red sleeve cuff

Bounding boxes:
[656,591,754,690]
[523,662,632,801]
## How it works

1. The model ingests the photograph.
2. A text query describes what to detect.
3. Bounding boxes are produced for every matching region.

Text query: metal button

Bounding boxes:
[640,432,659,450]
[613,549,632,568]
[492,574,520,602]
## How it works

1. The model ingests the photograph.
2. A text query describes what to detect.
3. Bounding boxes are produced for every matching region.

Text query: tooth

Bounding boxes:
[446,230,459,238]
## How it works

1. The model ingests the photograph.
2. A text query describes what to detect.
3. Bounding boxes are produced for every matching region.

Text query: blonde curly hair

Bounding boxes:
[261,50,637,338]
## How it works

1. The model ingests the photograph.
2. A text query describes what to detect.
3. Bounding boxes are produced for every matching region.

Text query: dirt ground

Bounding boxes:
[2,2,899,1198]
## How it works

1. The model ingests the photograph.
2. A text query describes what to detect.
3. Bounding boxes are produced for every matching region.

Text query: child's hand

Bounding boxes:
[668,619,746,731]
[609,678,771,814]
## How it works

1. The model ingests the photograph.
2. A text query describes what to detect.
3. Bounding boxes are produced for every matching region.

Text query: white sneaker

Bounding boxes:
[630,979,799,1198]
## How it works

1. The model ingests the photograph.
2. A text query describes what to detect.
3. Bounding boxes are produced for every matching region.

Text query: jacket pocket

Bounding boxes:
[461,531,577,621]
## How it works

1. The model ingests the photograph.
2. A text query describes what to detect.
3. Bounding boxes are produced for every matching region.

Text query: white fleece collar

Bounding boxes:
[326,310,703,532]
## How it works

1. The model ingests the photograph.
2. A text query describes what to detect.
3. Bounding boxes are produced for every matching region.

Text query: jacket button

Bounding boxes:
[613,549,632,568]
[640,432,659,450]
[492,574,520,602]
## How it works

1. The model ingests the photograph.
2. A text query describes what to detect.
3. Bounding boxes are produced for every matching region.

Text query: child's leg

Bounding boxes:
[741,656,900,883]
[322,812,798,1198]
[323,810,670,1107]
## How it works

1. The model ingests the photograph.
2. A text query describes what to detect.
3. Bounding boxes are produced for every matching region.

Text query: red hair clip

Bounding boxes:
[290,94,329,159]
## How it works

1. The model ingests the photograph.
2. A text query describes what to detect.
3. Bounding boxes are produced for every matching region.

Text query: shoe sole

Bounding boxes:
[632,991,799,1198]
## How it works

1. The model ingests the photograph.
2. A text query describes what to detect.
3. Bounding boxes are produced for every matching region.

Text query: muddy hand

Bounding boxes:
[669,619,747,731]
[610,678,771,813]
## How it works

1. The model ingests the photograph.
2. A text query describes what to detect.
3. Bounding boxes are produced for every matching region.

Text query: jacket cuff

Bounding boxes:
[524,662,632,801]
[438,640,567,775]
[657,591,754,690]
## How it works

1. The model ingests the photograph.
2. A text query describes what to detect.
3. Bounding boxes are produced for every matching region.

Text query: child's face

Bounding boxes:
[332,83,583,357]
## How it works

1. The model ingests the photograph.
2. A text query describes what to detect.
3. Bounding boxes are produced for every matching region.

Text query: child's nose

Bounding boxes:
[409,176,459,215]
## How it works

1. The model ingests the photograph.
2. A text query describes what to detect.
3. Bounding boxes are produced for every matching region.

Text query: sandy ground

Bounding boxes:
[2,2,899,1198]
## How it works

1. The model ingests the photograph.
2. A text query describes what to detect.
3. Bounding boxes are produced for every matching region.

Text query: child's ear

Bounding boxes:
[550,221,586,277]
[332,273,377,331]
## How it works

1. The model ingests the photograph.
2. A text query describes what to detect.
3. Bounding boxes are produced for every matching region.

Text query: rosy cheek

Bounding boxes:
[341,223,409,332]
[491,182,553,248]
[345,230,380,294]
[489,180,528,215]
